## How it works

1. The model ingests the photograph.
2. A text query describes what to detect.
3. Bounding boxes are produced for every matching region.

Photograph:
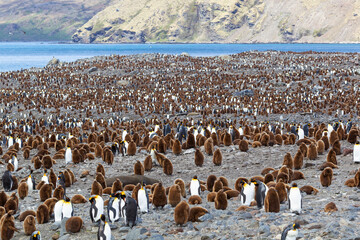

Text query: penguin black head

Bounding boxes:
[100,214,106,222]
[251,180,259,186]
[193,175,198,180]
[293,223,300,230]
[120,191,126,200]
[292,183,298,188]
[356,141,360,145]
[30,231,41,240]
[89,196,96,204]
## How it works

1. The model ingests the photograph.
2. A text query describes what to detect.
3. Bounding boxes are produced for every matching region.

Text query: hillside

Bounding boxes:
[0,0,113,41]
[1,0,360,43]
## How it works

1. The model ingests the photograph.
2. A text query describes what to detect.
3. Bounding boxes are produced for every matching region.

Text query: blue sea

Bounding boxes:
[1,42,360,72]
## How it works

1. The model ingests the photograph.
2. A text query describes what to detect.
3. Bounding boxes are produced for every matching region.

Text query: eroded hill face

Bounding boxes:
[71,0,360,43]
[0,0,113,41]
[2,0,360,42]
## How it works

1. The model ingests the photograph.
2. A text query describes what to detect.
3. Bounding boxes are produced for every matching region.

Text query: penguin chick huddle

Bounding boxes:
[0,52,359,239]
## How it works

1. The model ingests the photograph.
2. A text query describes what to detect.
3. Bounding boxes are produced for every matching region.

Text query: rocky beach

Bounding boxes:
[0,51,358,240]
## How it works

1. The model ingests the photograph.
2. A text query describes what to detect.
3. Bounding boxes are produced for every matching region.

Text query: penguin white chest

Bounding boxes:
[54,200,64,222]
[138,189,148,213]
[27,177,33,192]
[190,180,200,196]
[62,202,73,218]
[285,229,298,240]
[289,188,302,213]
[354,144,360,163]
[242,183,255,206]
[65,148,72,164]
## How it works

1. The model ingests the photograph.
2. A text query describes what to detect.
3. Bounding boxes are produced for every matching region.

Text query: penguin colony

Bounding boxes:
[0,52,358,238]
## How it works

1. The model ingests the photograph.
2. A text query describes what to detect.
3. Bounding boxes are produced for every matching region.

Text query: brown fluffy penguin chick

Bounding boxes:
[206,175,217,192]
[345,179,356,187]
[307,143,318,160]
[36,204,49,224]
[320,167,333,187]
[127,141,137,156]
[131,183,141,202]
[23,149,30,160]
[174,200,190,225]
[94,144,103,158]
[36,181,45,190]
[332,140,341,155]
[19,210,36,222]
[282,152,293,169]
[23,215,36,235]
[224,190,239,199]
[96,163,105,177]
[317,140,325,155]
[134,160,144,175]
[42,155,53,169]
[188,207,208,222]
[144,155,152,171]
[152,182,167,208]
[0,207,5,220]
[65,216,83,233]
[261,167,275,176]
[49,169,57,188]
[66,168,76,184]
[264,187,280,213]
[163,158,173,175]
[347,129,359,144]
[204,138,214,155]
[63,170,72,187]
[102,147,114,165]
[212,179,223,192]
[39,184,52,202]
[319,162,338,171]
[275,182,288,203]
[91,180,103,196]
[112,178,123,193]
[174,179,186,198]
[53,186,64,200]
[96,172,107,189]
[292,170,305,180]
[223,132,232,146]
[324,202,338,213]
[172,139,182,155]
[168,184,181,207]
[300,185,319,195]
[293,150,304,170]
[321,135,330,150]
[214,189,227,210]
[239,140,249,152]
[329,131,339,146]
[264,173,274,184]
[212,148,222,166]
[33,157,42,169]
[71,194,87,204]
[207,192,216,202]
[188,195,202,205]
[0,211,18,240]
[299,143,308,157]
[194,148,204,167]
[354,170,360,187]
[0,191,8,207]
[44,198,57,216]
[218,176,229,187]
[326,149,337,165]
[17,182,28,200]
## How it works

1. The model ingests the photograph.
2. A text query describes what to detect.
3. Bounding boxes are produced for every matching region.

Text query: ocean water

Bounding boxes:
[1,42,360,72]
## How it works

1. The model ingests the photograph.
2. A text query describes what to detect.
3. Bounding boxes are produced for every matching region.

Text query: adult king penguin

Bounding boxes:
[2,170,13,191]
[65,147,72,164]
[354,141,360,163]
[137,182,149,213]
[120,193,137,228]
[240,180,255,206]
[97,214,111,240]
[30,231,41,240]
[90,195,104,223]
[253,180,268,209]
[107,193,120,224]
[281,223,300,240]
[190,176,201,196]
[288,183,302,214]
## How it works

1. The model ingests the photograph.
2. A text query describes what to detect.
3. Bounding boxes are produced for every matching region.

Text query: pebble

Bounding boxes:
[126,228,148,240]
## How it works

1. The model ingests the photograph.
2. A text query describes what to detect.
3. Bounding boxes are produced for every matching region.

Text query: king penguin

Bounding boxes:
[288,183,302,214]
[297,127,304,140]
[119,191,126,222]
[41,170,49,184]
[354,141,360,163]
[190,176,201,196]
[281,223,300,240]
[107,193,120,224]
[90,195,104,223]
[54,198,65,222]
[65,147,72,164]
[240,180,255,206]
[62,196,73,219]
[30,230,41,240]
[2,170,13,191]
[7,136,14,148]
[137,182,149,213]
[253,180,268,209]
[123,194,138,228]
[10,155,18,171]
[97,214,111,240]
[27,173,35,193]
